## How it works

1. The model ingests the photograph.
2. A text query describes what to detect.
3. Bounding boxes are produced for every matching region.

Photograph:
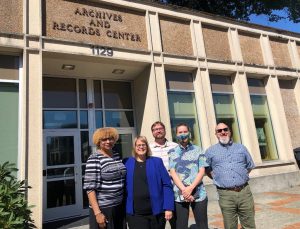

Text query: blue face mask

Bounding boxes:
[176,132,190,141]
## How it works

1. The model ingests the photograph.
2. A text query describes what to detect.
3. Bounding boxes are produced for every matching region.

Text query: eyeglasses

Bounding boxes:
[136,144,147,148]
[152,127,164,132]
[100,137,114,142]
[216,127,229,133]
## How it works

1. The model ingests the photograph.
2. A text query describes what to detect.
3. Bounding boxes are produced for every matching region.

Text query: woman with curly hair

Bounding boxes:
[83,127,126,229]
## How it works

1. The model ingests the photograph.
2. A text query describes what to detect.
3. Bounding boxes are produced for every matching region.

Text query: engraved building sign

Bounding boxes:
[44,0,148,50]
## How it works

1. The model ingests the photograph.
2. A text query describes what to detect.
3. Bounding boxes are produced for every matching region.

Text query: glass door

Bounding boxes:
[43,131,82,222]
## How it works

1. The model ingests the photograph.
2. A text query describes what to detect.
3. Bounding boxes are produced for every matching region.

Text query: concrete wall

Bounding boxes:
[206,171,300,201]
[279,80,300,149]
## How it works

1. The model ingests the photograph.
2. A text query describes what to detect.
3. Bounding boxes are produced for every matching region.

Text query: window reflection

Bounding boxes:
[113,134,133,158]
[79,79,87,108]
[166,71,201,146]
[248,78,278,160]
[80,111,88,129]
[81,131,90,163]
[103,81,132,109]
[47,180,75,208]
[210,75,241,142]
[43,111,77,129]
[43,77,77,108]
[95,111,103,128]
[105,111,134,127]
[213,94,240,142]
[250,94,278,160]
[94,80,102,108]
[46,136,74,166]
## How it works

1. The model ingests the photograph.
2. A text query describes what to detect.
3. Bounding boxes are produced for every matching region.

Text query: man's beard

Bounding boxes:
[219,136,230,144]
[155,134,165,140]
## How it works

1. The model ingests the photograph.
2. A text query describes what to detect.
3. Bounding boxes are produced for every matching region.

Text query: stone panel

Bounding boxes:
[0,55,19,80]
[239,32,264,65]
[159,16,193,56]
[279,80,300,149]
[270,38,292,68]
[0,0,23,34]
[43,0,148,50]
[202,24,231,61]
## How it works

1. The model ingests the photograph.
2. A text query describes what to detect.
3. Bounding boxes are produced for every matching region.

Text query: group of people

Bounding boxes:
[83,121,256,229]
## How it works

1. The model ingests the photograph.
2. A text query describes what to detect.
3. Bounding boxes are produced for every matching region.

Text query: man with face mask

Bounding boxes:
[169,123,209,229]
[205,123,256,229]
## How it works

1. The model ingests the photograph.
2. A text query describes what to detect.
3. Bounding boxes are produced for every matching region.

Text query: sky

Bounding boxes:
[249,10,300,34]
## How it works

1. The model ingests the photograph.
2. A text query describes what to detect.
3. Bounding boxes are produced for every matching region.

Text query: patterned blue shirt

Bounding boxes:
[169,143,208,202]
[205,141,255,188]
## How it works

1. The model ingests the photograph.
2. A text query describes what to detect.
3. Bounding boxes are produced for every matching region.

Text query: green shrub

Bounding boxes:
[0,162,35,229]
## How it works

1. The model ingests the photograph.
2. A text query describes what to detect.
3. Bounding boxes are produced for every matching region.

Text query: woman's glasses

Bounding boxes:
[100,137,115,142]
[136,144,147,148]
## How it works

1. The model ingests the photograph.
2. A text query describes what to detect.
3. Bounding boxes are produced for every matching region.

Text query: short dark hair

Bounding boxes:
[175,123,190,133]
[151,121,165,131]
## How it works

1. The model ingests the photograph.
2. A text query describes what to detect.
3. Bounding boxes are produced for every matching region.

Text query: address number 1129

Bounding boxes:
[91,46,114,57]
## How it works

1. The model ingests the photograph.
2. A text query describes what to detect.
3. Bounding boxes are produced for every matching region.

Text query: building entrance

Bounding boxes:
[42,77,135,222]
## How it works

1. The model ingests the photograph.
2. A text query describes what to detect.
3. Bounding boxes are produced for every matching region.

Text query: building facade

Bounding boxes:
[1,0,300,227]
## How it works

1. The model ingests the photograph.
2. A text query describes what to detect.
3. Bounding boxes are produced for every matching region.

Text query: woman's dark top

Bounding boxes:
[133,161,152,215]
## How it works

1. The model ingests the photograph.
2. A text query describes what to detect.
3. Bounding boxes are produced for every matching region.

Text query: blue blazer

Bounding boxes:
[124,156,174,215]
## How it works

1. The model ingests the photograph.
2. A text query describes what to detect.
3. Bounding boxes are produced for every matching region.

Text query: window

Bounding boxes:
[247,78,278,160]
[210,75,241,142]
[0,83,19,166]
[94,80,134,128]
[43,77,78,129]
[166,71,201,146]
[0,55,19,167]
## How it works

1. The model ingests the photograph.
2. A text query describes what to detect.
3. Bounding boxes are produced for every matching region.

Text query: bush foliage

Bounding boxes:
[0,162,35,229]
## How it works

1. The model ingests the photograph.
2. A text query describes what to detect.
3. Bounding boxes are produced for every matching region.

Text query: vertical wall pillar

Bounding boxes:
[197,68,216,145]
[260,35,274,67]
[25,0,42,227]
[193,68,213,149]
[228,28,243,63]
[147,11,162,53]
[295,78,300,113]
[232,72,261,163]
[134,65,160,139]
[25,50,43,228]
[288,40,300,69]
[265,76,295,161]
[154,64,173,140]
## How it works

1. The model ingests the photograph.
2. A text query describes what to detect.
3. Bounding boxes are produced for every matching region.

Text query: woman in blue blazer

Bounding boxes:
[124,136,174,229]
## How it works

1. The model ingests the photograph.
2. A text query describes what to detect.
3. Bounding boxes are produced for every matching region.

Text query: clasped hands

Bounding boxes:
[181,185,195,202]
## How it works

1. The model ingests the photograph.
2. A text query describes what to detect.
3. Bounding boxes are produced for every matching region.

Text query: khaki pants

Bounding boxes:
[217,185,256,229]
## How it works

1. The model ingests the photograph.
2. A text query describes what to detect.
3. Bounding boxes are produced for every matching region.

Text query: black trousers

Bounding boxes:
[126,213,166,229]
[89,204,126,229]
[174,198,208,229]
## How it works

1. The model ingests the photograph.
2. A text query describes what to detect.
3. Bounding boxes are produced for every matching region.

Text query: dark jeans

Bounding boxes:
[126,213,166,229]
[89,204,126,229]
[174,198,208,229]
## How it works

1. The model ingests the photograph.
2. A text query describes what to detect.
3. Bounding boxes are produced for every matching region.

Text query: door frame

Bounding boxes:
[43,130,83,222]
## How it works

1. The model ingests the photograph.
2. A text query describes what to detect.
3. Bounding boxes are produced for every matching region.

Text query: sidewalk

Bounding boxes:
[45,185,300,229]
[184,185,300,229]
